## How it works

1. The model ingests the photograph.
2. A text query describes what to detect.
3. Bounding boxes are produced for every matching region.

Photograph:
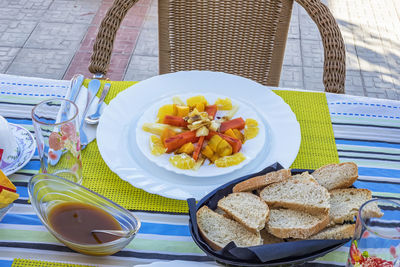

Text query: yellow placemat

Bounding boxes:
[12,259,94,267]
[273,90,339,170]
[81,82,338,213]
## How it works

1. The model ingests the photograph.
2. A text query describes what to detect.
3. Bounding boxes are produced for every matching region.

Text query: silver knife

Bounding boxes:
[79,79,101,147]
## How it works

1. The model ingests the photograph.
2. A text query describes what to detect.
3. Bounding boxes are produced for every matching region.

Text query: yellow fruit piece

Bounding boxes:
[201,145,214,160]
[150,135,166,156]
[223,129,238,140]
[210,154,219,163]
[176,142,195,155]
[0,189,19,208]
[157,104,176,123]
[215,153,246,167]
[232,129,244,143]
[169,153,195,169]
[186,95,207,108]
[244,127,259,140]
[215,98,232,110]
[216,139,232,157]
[245,118,258,127]
[208,135,223,152]
[176,105,189,117]
[195,103,205,112]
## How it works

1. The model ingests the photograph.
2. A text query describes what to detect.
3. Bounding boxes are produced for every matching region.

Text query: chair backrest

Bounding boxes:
[89,0,345,93]
[158,0,293,87]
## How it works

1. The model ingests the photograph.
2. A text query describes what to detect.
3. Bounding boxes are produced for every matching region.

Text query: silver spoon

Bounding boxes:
[91,229,136,238]
[85,83,111,125]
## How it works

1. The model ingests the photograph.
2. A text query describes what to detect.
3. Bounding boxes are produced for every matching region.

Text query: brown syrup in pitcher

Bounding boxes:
[48,202,122,244]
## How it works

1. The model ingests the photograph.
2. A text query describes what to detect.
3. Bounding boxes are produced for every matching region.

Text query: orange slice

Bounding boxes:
[215,152,246,167]
[245,118,258,127]
[150,135,166,156]
[169,153,195,169]
[244,127,259,141]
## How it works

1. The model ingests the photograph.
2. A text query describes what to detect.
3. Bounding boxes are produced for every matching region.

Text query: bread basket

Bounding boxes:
[187,163,350,266]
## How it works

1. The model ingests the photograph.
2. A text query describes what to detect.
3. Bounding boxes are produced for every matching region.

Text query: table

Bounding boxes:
[0,73,399,267]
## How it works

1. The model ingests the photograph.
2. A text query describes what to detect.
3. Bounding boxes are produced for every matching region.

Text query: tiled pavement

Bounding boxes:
[0,0,399,100]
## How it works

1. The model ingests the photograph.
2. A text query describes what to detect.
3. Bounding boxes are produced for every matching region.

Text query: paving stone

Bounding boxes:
[355,45,388,66]
[146,0,157,17]
[63,51,93,80]
[366,92,388,99]
[303,67,325,92]
[133,28,158,57]
[0,20,37,47]
[301,39,323,68]
[298,7,321,41]
[0,47,20,73]
[6,48,74,79]
[124,55,158,82]
[287,3,300,39]
[121,5,148,28]
[279,66,304,89]
[25,22,88,50]
[142,14,157,30]
[385,89,400,100]
[0,0,53,10]
[345,70,365,93]
[0,8,46,21]
[282,38,302,67]
[43,0,101,24]
[346,91,366,97]
[345,45,361,71]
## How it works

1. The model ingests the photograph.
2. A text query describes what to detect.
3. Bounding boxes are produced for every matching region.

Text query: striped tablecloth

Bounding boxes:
[0,74,399,267]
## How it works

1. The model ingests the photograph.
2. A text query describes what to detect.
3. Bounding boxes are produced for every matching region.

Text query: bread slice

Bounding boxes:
[217,192,269,232]
[214,207,231,218]
[312,162,358,190]
[266,209,329,239]
[292,172,318,184]
[232,169,291,193]
[260,229,284,244]
[308,224,355,240]
[329,188,383,224]
[196,206,262,250]
[259,180,330,215]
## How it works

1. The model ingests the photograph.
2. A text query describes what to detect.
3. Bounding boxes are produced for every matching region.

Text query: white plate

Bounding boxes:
[136,92,266,177]
[0,124,36,176]
[97,71,301,200]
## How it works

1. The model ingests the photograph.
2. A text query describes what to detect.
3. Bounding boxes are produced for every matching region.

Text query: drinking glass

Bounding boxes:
[32,98,82,184]
[347,198,400,267]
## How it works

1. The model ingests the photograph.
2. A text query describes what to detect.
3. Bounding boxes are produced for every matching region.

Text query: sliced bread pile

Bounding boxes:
[196,162,383,250]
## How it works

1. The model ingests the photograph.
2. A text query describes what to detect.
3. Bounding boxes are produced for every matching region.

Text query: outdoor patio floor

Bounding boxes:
[0,0,399,100]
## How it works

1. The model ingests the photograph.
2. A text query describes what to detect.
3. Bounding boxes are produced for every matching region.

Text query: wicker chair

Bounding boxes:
[89,0,345,93]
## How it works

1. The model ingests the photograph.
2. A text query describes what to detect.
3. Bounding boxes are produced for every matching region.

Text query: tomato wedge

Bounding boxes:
[163,115,188,127]
[219,117,245,133]
[164,131,199,153]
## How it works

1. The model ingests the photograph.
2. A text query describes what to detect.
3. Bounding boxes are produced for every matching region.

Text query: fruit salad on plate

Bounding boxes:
[142,95,260,171]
